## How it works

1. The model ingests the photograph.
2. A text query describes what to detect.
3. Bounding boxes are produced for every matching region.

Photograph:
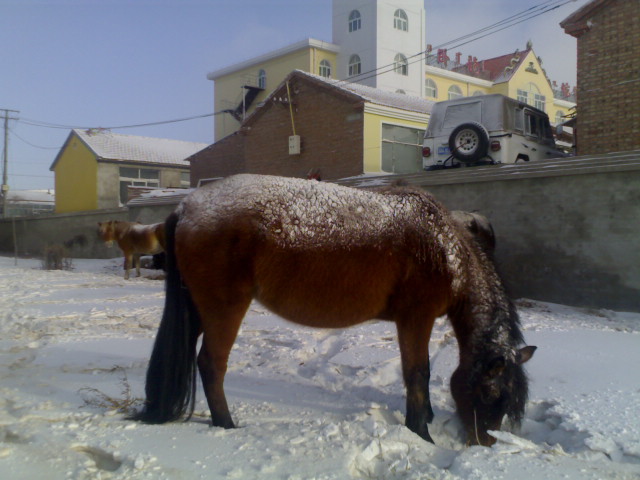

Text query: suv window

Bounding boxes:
[525,111,554,141]
[525,111,541,137]
[443,102,482,129]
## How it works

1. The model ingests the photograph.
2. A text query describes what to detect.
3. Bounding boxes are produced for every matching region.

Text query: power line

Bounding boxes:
[8,127,60,150]
[19,112,215,131]
[7,173,53,179]
[11,0,575,138]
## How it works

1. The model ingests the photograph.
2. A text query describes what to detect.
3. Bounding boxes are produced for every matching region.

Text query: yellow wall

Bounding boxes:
[54,135,98,213]
[425,74,491,102]
[362,107,428,173]
[214,47,337,140]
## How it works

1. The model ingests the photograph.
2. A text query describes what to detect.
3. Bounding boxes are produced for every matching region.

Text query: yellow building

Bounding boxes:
[425,44,575,125]
[208,39,340,141]
[210,43,575,145]
[50,129,207,213]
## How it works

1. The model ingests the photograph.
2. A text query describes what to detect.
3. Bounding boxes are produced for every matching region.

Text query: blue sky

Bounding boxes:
[0,0,588,191]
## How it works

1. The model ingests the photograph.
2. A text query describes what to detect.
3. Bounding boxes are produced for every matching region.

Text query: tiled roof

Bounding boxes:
[453,48,532,84]
[66,129,208,167]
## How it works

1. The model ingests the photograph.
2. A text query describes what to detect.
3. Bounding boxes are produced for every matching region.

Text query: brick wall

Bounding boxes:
[189,75,365,184]
[189,132,245,186]
[574,0,640,155]
[243,77,364,181]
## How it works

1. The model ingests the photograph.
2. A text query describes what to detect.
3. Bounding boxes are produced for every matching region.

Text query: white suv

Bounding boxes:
[422,94,566,170]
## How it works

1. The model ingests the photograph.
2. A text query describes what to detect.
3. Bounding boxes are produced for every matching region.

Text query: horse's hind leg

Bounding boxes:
[123,253,132,280]
[193,292,252,429]
[396,316,436,443]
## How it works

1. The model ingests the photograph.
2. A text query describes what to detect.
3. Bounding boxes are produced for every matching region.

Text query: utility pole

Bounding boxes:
[1,109,19,218]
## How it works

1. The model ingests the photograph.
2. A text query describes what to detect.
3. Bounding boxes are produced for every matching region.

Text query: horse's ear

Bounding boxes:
[517,346,537,365]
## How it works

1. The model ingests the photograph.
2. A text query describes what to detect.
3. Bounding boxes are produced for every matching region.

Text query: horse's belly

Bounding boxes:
[253,248,401,328]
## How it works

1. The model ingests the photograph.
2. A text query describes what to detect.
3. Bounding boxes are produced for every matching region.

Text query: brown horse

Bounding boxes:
[97,220,165,279]
[130,174,535,446]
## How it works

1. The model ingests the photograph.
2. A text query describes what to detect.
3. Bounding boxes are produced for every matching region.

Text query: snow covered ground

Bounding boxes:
[0,255,639,479]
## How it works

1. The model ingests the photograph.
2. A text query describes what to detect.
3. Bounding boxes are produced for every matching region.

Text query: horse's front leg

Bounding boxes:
[396,317,436,443]
[134,254,141,277]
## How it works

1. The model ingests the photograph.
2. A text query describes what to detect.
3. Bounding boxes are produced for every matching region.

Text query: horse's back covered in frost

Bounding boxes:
[131,174,535,446]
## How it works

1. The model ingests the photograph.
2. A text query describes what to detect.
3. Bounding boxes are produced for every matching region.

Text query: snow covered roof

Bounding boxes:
[6,189,55,205]
[50,129,209,170]
[207,38,340,80]
[297,70,434,114]
[242,70,433,129]
[560,0,612,37]
[126,187,192,206]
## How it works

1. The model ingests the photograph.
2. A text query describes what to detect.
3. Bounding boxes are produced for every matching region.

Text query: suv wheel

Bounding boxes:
[448,122,490,163]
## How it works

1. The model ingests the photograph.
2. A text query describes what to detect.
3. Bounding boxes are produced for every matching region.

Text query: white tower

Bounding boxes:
[332,0,425,97]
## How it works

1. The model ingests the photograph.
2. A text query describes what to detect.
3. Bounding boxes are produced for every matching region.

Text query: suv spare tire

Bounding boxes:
[448,122,490,163]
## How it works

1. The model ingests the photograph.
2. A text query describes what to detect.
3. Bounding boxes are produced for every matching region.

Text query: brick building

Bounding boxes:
[189,70,433,185]
[561,0,640,155]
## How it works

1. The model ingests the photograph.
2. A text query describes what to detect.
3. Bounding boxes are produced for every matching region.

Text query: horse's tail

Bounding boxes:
[128,211,200,424]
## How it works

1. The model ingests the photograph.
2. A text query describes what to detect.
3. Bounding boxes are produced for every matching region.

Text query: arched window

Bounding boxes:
[319,59,332,78]
[394,53,408,76]
[472,90,484,96]
[425,78,437,98]
[517,82,546,111]
[394,9,408,31]
[448,85,463,100]
[257,69,266,89]
[349,10,361,32]
[348,54,361,76]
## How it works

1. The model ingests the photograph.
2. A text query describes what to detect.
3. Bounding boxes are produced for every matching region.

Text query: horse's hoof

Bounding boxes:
[211,417,235,430]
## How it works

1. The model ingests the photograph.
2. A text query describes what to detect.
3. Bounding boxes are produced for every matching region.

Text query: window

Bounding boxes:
[518,83,545,112]
[443,102,482,129]
[533,93,546,112]
[394,9,408,31]
[555,110,564,125]
[119,167,160,205]
[447,85,463,100]
[525,112,540,137]
[348,54,361,76]
[394,53,408,76]
[381,124,425,174]
[472,90,485,96]
[319,59,331,78]
[425,78,437,98]
[517,89,528,104]
[349,10,361,32]
[181,171,190,188]
[258,69,266,89]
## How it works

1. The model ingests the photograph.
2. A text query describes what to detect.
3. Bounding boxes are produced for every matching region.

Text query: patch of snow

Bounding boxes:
[0,255,639,479]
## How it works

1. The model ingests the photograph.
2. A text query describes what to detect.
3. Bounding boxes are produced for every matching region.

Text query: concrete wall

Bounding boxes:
[341,151,640,312]
[0,208,129,259]
[2,151,639,311]
[0,202,179,260]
